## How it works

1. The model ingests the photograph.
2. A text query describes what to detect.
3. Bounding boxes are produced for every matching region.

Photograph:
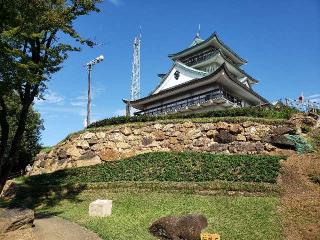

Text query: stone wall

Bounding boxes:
[31,120,299,175]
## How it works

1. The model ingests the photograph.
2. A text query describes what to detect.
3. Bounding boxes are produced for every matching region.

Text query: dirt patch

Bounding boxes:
[278,153,320,240]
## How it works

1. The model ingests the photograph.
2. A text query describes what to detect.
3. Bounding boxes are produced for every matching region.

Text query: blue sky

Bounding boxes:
[36,0,320,146]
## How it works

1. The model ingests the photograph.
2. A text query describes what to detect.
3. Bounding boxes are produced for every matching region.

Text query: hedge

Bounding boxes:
[88,106,297,129]
[26,152,285,185]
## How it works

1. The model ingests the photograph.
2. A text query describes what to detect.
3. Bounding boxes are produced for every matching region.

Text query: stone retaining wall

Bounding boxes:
[31,120,298,175]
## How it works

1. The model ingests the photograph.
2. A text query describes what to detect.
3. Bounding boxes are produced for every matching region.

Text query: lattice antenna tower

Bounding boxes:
[131,31,141,101]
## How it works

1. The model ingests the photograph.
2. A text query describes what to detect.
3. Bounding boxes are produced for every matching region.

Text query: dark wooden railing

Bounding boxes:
[136,89,242,116]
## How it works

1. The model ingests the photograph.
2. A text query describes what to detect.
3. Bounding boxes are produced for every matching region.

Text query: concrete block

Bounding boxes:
[89,199,112,217]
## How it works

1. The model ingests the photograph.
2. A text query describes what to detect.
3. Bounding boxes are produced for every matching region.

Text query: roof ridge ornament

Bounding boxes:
[190,24,204,47]
[196,24,201,38]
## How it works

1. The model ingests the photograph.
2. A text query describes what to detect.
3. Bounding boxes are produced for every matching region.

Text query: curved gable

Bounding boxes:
[152,62,207,94]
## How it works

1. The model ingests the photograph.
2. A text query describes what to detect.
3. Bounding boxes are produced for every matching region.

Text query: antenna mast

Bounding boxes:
[131,32,141,101]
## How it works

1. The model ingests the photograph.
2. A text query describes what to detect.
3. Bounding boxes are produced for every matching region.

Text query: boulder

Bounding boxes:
[206,130,218,138]
[120,127,132,136]
[229,124,243,134]
[81,132,95,140]
[229,142,257,154]
[236,134,246,141]
[200,123,215,131]
[289,113,317,127]
[66,146,81,158]
[0,208,34,234]
[154,124,162,130]
[89,199,112,217]
[58,149,67,159]
[270,135,296,149]
[153,130,166,141]
[208,143,229,153]
[77,140,90,150]
[142,137,154,146]
[116,142,131,149]
[216,122,229,130]
[149,214,207,240]
[76,156,101,168]
[88,139,98,146]
[0,181,17,199]
[215,130,235,143]
[99,149,120,161]
[79,150,96,160]
[273,126,295,136]
[96,132,106,139]
[186,129,202,140]
[169,137,179,145]
[183,122,195,128]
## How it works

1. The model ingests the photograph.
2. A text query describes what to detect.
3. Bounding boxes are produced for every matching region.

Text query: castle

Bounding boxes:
[124,32,268,116]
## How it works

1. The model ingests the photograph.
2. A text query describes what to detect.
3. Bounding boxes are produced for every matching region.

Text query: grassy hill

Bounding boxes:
[4,152,286,240]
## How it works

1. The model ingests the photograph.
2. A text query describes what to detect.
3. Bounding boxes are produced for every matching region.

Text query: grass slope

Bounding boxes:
[27,152,285,186]
[4,152,286,240]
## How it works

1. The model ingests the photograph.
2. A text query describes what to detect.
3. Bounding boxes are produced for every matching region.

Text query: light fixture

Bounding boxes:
[85,55,104,127]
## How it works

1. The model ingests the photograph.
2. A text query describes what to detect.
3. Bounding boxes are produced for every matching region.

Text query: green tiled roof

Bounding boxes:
[190,34,204,47]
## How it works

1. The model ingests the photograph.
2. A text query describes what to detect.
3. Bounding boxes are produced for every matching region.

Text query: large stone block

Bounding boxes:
[99,148,120,161]
[0,208,34,234]
[89,199,112,217]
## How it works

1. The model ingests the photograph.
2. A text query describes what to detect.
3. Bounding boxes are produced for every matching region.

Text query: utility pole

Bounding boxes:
[87,64,92,126]
[85,55,104,127]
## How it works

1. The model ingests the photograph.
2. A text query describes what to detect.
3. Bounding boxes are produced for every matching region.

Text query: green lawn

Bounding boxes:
[5,152,285,239]
[35,189,282,240]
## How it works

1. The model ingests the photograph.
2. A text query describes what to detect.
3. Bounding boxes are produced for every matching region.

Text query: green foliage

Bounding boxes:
[26,152,285,185]
[0,0,102,189]
[39,191,283,240]
[88,106,298,128]
[286,135,313,154]
[1,94,43,171]
[9,187,283,240]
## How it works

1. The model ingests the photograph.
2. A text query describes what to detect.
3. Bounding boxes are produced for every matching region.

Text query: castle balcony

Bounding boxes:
[135,89,242,116]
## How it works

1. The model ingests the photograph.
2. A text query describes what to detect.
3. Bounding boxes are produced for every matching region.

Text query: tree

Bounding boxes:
[0,0,102,192]
[4,94,44,173]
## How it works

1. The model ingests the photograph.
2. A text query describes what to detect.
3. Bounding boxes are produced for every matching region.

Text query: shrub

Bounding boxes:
[286,135,313,153]
[88,106,297,129]
[26,152,285,185]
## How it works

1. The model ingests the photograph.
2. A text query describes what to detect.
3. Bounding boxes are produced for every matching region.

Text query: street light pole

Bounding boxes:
[87,64,92,126]
[85,55,104,127]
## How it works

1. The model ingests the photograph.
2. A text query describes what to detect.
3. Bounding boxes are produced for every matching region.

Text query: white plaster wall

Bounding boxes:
[153,64,206,94]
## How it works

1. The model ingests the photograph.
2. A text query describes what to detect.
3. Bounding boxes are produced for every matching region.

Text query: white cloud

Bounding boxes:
[108,0,123,6]
[70,101,87,107]
[35,87,107,121]
[35,90,64,105]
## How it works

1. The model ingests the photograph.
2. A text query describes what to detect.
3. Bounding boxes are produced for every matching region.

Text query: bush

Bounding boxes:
[88,106,297,129]
[26,152,285,185]
[286,135,313,153]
